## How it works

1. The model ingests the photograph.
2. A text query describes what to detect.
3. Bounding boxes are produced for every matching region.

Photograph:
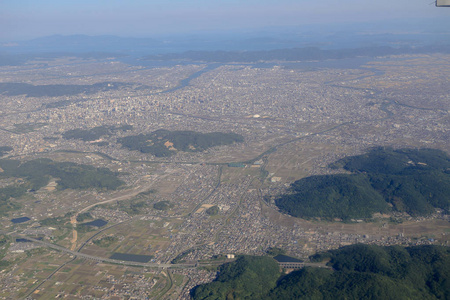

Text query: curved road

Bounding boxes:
[0,230,194,270]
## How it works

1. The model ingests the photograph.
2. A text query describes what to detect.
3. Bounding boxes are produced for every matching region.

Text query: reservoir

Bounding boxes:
[110,253,153,263]
[11,217,31,224]
[16,238,31,243]
[80,219,108,227]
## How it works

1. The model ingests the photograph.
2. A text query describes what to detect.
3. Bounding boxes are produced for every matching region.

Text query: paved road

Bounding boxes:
[1,230,195,269]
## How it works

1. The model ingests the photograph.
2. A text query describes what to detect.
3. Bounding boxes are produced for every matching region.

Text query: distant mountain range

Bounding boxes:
[143,45,450,63]
[2,21,450,55]
[1,30,450,66]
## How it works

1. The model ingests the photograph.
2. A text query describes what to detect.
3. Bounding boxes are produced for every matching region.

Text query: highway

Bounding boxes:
[0,230,195,269]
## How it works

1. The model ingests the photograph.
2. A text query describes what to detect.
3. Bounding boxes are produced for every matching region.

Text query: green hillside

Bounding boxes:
[275,174,389,220]
[62,124,132,142]
[191,255,281,300]
[0,146,13,157]
[0,158,124,215]
[192,245,450,300]
[118,129,243,157]
[276,148,450,220]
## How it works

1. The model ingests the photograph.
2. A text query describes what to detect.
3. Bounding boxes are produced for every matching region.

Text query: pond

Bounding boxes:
[16,238,31,243]
[11,217,30,224]
[109,253,154,263]
[80,219,108,227]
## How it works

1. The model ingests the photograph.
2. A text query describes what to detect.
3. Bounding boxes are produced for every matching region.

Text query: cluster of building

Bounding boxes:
[0,54,448,298]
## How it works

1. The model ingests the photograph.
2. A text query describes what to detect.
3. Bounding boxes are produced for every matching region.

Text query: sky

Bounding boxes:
[1,0,450,41]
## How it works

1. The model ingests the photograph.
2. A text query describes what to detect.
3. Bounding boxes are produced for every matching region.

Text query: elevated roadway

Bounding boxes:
[0,230,194,269]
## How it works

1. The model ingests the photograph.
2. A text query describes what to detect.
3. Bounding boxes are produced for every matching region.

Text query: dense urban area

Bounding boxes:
[0,52,449,299]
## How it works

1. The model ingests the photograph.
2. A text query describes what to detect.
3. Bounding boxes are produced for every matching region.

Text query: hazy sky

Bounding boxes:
[1,0,449,41]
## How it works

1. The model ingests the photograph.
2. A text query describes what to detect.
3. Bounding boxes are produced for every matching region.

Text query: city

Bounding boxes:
[0,52,449,298]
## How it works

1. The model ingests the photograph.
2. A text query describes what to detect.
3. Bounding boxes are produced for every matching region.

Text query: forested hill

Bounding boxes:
[191,245,450,300]
[275,148,450,220]
[62,125,133,142]
[117,129,243,157]
[0,158,124,215]
[0,146,13,157]
[191,256,281,300]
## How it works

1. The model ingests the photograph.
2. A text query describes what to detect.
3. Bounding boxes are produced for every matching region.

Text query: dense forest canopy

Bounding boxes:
[0,158,124,215]
[276,148,450,220]
[191,255,281,300]
[332,148,450,173]
[62,124,133,141]
[276,174,389,220]
[0,158,124,190]
[192,245,450,300]
[153,200,173,211]
[118,129,244,157]
[0,146,13,157]
[205,205,220,216]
